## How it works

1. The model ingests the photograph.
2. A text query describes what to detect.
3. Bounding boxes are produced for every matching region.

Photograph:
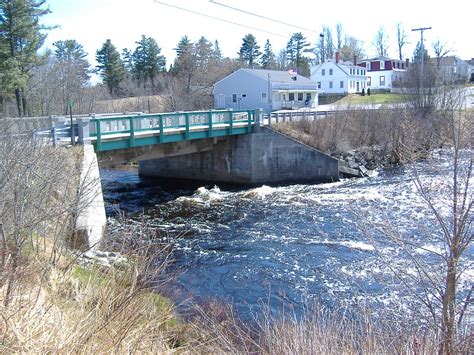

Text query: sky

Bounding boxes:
[42,0,473,71]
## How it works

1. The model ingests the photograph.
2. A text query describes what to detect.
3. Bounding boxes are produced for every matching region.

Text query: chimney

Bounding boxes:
[353,55,357,66]
[335,52,340,64]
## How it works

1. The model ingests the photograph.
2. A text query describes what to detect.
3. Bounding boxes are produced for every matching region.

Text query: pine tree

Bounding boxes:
[121,48,134,73]
[132,35,165,89]
[214,40,222,61]
[238,33,261,67]
[53,39,90,114]
[174,35,192,60]
[195,36,213,67]
[0,0,51,117]
[413,41,430,63]
[96,39,125,95]
[286,32,310,71]
[260,39,276,69]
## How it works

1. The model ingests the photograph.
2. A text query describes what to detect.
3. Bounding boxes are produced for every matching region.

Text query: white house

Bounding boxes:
[359,56,408,91]
[213,68,319,113]
[310,53,367,94]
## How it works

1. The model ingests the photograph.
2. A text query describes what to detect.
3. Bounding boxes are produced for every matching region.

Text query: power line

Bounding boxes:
[209,0,318,34]
[152,1,287,38]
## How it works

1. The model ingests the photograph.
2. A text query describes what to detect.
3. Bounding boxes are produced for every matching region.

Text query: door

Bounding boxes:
[356,81,360,92]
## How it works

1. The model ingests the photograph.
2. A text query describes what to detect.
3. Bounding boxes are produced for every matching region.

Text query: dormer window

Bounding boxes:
[366,62,370,70]
[380,61,385,70]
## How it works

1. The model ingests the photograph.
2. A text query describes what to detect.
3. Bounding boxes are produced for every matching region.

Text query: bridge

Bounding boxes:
[84,109,257,152]
[4,108,342,250]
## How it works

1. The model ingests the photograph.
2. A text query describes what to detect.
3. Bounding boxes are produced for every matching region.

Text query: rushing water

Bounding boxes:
[101,150,473,321]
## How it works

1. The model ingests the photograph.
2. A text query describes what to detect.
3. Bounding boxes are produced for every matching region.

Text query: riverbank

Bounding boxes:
[272,106,472,172]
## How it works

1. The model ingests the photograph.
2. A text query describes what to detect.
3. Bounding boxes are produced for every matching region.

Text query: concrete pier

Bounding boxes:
[138,127,339,184]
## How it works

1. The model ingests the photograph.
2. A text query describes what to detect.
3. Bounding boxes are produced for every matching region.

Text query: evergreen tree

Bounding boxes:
[0,0,51,117]
[132,35,165,89]
[214,40,222,61]
[260,39,276,69]
[286,32,309,71]
[121,48,134,73]
[174,35,192,60]
[413,41,430,63]
[238,33,261,67]
[195,36,213,67]
[96,39,125,95]
[53,39,90,114]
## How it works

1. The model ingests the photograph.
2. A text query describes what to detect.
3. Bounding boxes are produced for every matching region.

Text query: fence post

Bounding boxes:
[51,127,58,147]
[77,117,90,144]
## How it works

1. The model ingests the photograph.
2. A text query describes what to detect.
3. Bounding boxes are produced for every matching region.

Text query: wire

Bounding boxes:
[209,0,318,34]
[152,1,287,38]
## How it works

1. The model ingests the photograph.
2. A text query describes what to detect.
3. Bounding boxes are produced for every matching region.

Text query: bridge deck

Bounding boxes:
[89,109,256,152]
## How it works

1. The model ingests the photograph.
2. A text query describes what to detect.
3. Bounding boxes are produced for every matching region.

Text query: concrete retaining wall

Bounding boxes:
[72,144,107,250]
[138,127,339,184]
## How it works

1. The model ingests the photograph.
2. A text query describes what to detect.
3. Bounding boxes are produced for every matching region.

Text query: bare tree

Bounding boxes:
[373,26,390,57]
[396,22,408,60]
[432,39,451,69]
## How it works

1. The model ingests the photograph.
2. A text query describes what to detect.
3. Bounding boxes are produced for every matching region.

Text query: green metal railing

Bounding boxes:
[89,109,257,152]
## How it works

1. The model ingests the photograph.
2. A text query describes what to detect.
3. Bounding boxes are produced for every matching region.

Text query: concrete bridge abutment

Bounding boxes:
[138,127,339,184]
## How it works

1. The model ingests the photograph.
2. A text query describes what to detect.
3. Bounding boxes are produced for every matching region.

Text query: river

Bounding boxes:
[101,149,473,322]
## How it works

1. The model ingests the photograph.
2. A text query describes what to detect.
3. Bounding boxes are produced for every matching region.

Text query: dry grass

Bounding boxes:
[273,106,473,167]
[0,252,184,353]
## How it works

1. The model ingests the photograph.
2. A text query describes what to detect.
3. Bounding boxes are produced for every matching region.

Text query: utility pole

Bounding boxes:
[412,27,431,103]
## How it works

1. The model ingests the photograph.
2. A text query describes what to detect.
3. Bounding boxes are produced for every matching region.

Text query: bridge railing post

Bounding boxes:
[95,119,102,151]
[253,109,262,132]
[185,113,190,140]
[229,111,233,134]
[77,117,91,144]
[208,111,213,137]
[129,116,135,147]
[159,115,164,143]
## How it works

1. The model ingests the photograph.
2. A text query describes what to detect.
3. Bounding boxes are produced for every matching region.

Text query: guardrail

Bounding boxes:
[266,110,334,125]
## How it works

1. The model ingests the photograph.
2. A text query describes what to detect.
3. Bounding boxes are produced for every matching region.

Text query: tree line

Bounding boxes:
[0,0,457,118]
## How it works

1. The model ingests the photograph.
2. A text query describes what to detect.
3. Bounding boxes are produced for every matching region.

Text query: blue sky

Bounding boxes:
[42,0,473,69]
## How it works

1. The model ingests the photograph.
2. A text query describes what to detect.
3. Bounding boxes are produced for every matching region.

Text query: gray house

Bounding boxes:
[213,68,319,113]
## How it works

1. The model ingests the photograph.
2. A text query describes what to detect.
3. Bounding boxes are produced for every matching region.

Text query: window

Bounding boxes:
[289,93,295,101]
[232,93,237,103]
[317,82,321,89]
[261,92,267,102]
[329,81,333,89]
[357,69,360,75]
[380,61,385,70]
[322,69,325,75]
[241,93,247,98]
[380,76,385,86]
[329,68,333,75]
[367,77,371,87]
[350,69,353,75]
[363,70,365,75]
[306,93,312,101]
[298,93,303,101]
[366,62,370,70]
[340,81,344,88]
